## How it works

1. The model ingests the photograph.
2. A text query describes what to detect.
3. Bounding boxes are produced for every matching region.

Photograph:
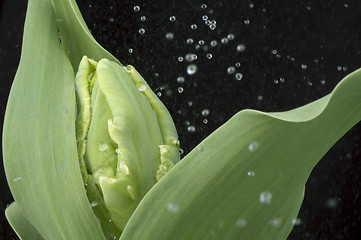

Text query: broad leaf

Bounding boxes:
[2,0,106,239]
[120,69,361,239]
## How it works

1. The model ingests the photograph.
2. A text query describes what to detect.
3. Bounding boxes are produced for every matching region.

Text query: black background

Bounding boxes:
[1,0,361,239]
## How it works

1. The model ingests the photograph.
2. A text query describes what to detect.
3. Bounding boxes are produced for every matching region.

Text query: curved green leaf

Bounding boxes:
[120,69,361,240]
[5,203,44,240]
[50,0,119,70]
[2,0,106,239]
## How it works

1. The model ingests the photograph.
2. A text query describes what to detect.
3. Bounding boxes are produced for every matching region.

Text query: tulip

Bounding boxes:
[3,0,361,239]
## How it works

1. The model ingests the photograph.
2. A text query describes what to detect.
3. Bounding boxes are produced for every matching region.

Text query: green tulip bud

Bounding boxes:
[74,56,180,233]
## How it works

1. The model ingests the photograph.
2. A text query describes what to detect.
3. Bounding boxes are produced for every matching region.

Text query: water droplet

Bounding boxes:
[249,141,259,151]
[140,16,146,21]
[186,38,194,44]
[206,53,213,59]
[187,125,196,132]
[177,76,185,83]
[169,16,176,22]
[133,5,140,12]
[202,15,208,21]
[259,191,272,204]
[165,32,174,40]
[235,73,243,80]
[236,218,247,228]
[210,40,218,47]
[301,64,307,69]
[269,218,282,228]
[167,202,179,213]
[187,64,197,75]
[13,177,21,182]
[128,48,133,53]
[227,34,235,40]
[90,201,99,207]
[292,218,302,225]
[191,24,198,30]
[201,109,210,116]
[138,28,145,34]
[98,143,108,152]
[237,44,246,52]
[177,87,184,93]
[201,3,207,9]
[178,56,184,62]
[247,171,255,176]
[221,38,229,44]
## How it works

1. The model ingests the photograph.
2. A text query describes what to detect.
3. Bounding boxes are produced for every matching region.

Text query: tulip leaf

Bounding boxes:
[5,202,44,240]
[120,69,361,240]
[50,0,119,70]
[2,0,106,239]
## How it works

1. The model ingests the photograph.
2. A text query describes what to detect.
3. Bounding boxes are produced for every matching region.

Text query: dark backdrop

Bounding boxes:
[1,0,361,239]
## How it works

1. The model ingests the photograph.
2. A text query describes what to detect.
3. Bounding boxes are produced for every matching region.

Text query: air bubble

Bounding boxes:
[201,109,210,116]
[227,66,235,74]
[210,24,216,30]
[90,201,99,207]
[177,76,185,83]
[169,16,176,22]
[187,126,196,132]
[98,143,108,152]
[191,24,198,30]
[165,32,174,40]
[140,16,146,21]
[237,44,246,52]
[206,53,212,59]
[221,38,229,44]
[187,64,198,75]
[177,87,184,93]
[248,141,259,151]
[244,19,250,24]
[128,48,133,53]
[138,28,145,34]
[178,57,184,62]
[133,5,140,12]
[259,191,272,204]
[292,218,301,225]
[210,40,218,47]
[13,177,21,182]
[202,15,208,21]
[203,119,208,124]
[186,38,194,44]
[199,40,205,45]
[301,64,307,69]
[201,4,207,9]
[227,34,235,40]
[185,53,197,62]
[236,218,247,228]
[167,202,179,213]
[247,171,255,176]
[269,218,282,228]
[235,73,243,80]
[235,62,240,67]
